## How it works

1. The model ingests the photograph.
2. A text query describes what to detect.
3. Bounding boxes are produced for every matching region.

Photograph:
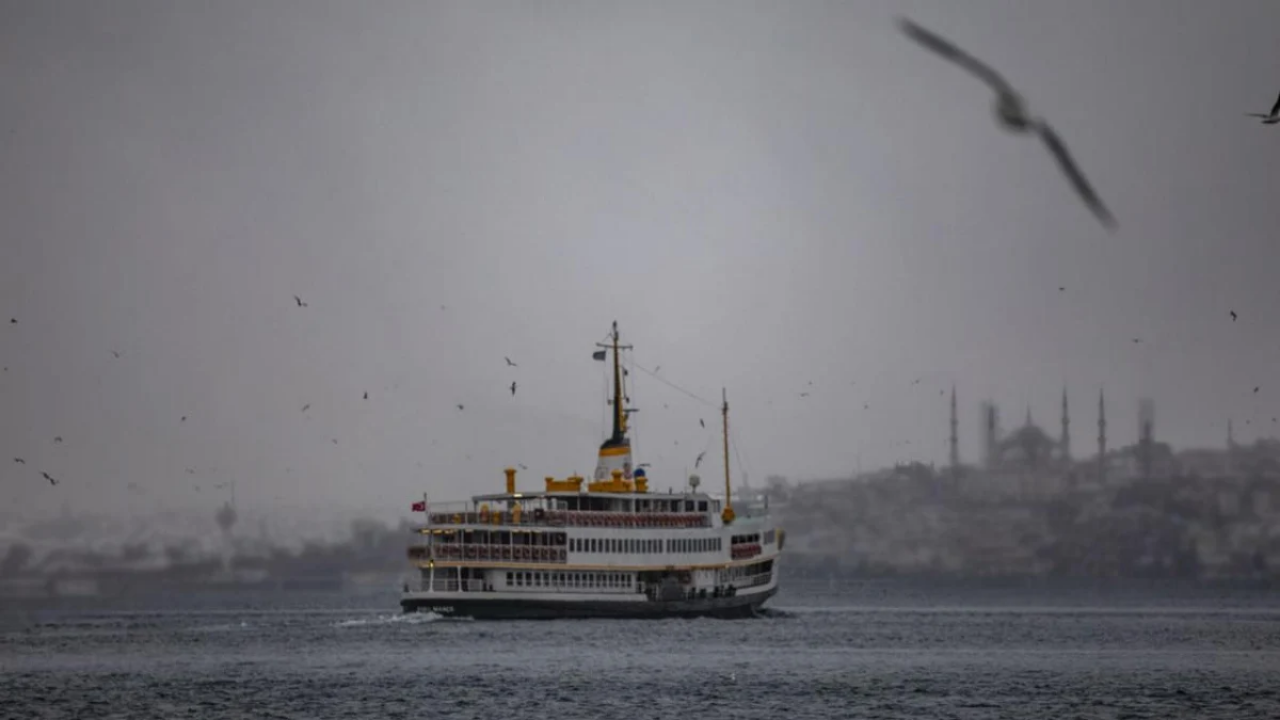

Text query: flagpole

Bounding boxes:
[423,492,434,594]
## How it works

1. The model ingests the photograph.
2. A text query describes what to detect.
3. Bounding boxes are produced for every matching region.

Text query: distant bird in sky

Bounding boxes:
[510,381,517,396]
[1246,91,1280,125]
[112,351,120,358]
[53,436,62,444]
[505,357,517,367]
[293,295,308,308]
[1254,386,1260,394]
[800,392,810,398]
[363,392,368,400]
[695,451,706,468]
[42,471,57,486]
[699,419,705,428]
[1132,338,1142,344]
[518,463,528,471]
[8,318,15,324]
[301,404,310,412]
[898,17,1116,230]
[654,366,661,373]
[13,458,23,464]
[912,378,921,385]
[1230,310,1238,321]
[1059,286,1065,292]
[456,403,464,411]
[181,416,187,422]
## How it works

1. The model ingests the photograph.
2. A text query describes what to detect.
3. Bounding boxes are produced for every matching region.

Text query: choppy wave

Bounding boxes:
[5,590,1280,719]
[333,612,446,627]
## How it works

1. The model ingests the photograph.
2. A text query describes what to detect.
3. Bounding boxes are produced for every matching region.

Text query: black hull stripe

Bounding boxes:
[401,588,777,620]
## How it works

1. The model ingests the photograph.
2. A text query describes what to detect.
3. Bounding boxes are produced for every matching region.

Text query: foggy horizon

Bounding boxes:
[5,0,1280,522]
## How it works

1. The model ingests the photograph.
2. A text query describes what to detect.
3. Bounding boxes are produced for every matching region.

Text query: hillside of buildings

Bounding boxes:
[774,400,1280,581]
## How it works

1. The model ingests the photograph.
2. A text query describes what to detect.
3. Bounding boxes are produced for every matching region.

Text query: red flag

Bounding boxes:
[411,501,426,512]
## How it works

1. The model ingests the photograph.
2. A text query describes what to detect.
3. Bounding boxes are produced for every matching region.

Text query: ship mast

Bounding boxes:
[593,322,634,483]
[612,322,624,439]
[596,321,632,443]
[721,387,735,525]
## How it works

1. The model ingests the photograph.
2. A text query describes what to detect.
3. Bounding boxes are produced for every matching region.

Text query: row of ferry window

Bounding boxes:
[730,533,761,545]
[506,571,632,589]
[568,537,724,553]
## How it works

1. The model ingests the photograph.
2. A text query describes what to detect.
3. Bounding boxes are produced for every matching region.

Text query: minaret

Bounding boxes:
[982,402,1000,469]
[1096,389,1107,483]
[1138,398,1154,479]
[1227,419,1235,475]
[1060,386,1071,462]
[949,385,959,475]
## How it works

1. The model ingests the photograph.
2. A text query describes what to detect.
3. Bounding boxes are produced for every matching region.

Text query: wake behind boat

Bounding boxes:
[400,322,783,619]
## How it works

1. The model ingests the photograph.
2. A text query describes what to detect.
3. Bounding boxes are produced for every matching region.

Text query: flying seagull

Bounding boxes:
[898,17,1116,230]
[53,436,62,444]
[293,295,308,308]
[301,403,310,412]
[695,451,706,469]
[363,392,368,400]
[13,458,23,464]
[456,403,464,411]
[699,419,705,429]
[42,471,58,486]
[1246,91,1280,125]
[505,357,517,367]
[1230,311,1238,322]
[510,381,517,396]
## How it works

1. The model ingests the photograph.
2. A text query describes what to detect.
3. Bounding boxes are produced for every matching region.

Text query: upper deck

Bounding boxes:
[425,490,730,530]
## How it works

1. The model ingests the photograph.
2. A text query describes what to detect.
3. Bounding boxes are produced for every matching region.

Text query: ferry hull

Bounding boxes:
[400,587,776,620]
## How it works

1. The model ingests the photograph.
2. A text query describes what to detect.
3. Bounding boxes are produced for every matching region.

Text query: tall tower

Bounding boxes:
[981,402,1000,469]
[1138,398,1155,479]
[1060,387,1071,462]
[949,385,960,475]
[1097,389,1107,483]
[1227,419,1235,475]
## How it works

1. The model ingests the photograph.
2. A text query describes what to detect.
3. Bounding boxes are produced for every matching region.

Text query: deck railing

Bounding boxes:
[409,577,639,594]
[424,510,710,530]
[737,570,773,589]
[408,544,567,564]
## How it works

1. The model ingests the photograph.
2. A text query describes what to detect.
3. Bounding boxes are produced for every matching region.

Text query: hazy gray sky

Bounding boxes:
[3,0,1280,519]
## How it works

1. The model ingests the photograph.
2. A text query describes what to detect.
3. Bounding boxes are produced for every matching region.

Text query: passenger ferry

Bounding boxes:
[401,322,784,619]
